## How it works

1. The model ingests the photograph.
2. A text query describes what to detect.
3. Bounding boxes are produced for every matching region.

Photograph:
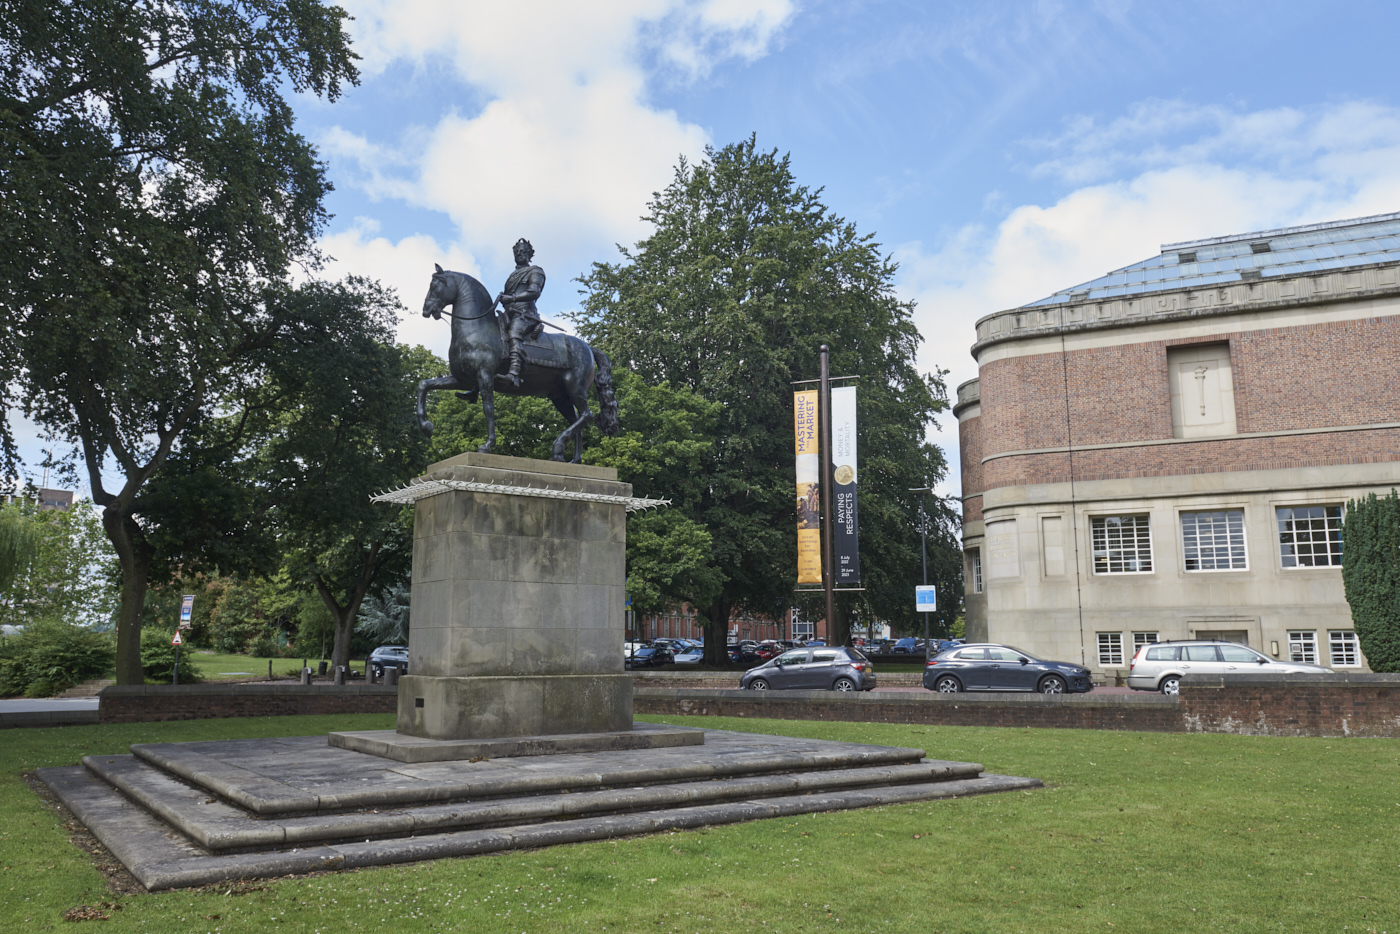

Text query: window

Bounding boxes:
[811,651,840,664]
[1184,645,1221,662]
[1329,631,1360,668]
[953,648,988,660]
[1133,632,1159,655]
[1097,632,1124,666]
[1219,645,1262,663]
[776,650,807,666]
[1091,515,1153,573]
[1287,631,1317,664]
[1145,645,1179,661]
[1181,510,1247,571]
[792,620,813,639]
[969,549,983,593]
[1278,505,1343,568]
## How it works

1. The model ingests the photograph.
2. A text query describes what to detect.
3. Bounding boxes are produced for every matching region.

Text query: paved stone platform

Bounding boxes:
[38,727,1041,890]
[328,720,703,763]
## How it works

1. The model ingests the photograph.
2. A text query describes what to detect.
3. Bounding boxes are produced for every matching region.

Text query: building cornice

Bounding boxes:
[970,261,1400,360]
[981,421,1400,465]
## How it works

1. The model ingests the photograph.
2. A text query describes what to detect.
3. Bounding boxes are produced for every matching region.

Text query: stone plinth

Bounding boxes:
[398,452,632,741]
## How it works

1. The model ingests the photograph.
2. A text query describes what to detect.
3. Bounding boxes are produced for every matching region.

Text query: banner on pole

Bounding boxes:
[794,389,822,584]
[830,386,861,584]
[179,594,195,630]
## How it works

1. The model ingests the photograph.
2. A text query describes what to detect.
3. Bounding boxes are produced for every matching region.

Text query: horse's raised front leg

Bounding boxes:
[417,374,462,435]
[477,372,497,453]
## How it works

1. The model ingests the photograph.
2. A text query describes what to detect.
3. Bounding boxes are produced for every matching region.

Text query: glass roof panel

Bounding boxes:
[1020,211,1400,307]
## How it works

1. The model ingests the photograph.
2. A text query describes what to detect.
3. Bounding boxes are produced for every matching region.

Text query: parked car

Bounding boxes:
[740,646,876,692]
[892,637,924,654]
[368,645,409,678]
[1126,640,1333,695]
[625,645,675,669]
[922,643,1092,694]
[673,646,704,665]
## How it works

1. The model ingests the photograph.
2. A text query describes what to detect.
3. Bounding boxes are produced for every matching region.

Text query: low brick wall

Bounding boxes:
[98,684,397,724]
[634,688,1182,732]
[1179,672,1400,737]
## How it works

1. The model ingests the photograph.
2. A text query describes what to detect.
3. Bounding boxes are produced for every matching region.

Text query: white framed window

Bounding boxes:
[1091,515,1153,574]
[792,620,814,639]
[1097,632,1124,666]
[969,549,983,594]
[1132,632,1159,655]
[1181,510,1248,571]
[1287,631,1318,664]
[1278,505,1343,568]
[1329,631,1360,668]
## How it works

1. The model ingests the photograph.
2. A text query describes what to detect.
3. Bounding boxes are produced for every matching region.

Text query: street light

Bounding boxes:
[909,486,934,661]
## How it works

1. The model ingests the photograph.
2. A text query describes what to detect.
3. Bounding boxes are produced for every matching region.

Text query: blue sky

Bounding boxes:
[20,0,1400,496]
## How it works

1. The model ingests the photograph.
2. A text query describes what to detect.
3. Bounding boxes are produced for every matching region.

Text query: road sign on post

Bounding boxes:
[915,586,937,613]
[170,630,183,646]
[170,630,183,686]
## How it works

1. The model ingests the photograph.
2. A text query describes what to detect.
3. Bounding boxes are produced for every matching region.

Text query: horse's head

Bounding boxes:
[423,264,452,319]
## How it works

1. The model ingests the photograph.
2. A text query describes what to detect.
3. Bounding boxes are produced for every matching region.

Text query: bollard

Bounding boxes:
[268,659,273,681]
[386,666,399,687]
[367,662,377,684]
[318,660,328,677]
[300,667,312,686]
[334,666,346,685]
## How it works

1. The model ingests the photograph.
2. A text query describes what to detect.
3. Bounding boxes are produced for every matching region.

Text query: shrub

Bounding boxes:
[0,619,114,697]
[139,628,204,683]
[1342,490,1400,672]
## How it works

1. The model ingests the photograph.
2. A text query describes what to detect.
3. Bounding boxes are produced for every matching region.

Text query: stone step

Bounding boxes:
[84,751,984,853]
[127,730,930,816]
[40,762,1040,891]
[55,679,113,698]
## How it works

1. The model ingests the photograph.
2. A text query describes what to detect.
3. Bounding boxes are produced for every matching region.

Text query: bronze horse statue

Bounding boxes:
[416,265,620,461]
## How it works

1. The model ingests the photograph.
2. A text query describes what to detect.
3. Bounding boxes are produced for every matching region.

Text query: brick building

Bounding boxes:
[956,212,1400,678]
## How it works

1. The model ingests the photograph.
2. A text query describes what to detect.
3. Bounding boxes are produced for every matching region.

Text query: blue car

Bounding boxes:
[922,643,1093,694]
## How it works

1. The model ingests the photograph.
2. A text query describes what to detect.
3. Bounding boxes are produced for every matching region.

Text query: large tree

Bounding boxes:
[1342,490,1400,672]
[577,138,959,661]
[1,0,358,681]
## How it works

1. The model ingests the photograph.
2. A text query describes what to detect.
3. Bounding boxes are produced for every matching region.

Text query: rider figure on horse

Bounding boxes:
[496,238,546,387]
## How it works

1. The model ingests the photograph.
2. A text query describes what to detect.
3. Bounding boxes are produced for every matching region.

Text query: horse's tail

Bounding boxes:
[592,348,621,436]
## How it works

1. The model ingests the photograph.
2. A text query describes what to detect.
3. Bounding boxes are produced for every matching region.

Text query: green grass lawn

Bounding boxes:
[186,652,371,681]
[1,713,1396,933]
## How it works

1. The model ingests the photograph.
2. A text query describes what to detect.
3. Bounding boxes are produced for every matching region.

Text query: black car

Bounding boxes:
[922,643,1092,694]
[625,645,674,669]
[368,645,409,678]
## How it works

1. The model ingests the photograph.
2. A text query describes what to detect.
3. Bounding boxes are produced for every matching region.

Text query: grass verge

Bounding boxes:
[0,713,1395,933]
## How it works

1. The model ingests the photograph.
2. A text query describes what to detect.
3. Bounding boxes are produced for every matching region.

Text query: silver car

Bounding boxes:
[1127,640,1332,694]
[740,647,875,692]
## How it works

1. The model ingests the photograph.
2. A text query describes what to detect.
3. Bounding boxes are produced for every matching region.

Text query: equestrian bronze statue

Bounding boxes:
[416,242,620,462]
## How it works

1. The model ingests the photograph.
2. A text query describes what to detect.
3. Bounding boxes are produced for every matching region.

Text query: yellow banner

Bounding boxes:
[794,390,821,584]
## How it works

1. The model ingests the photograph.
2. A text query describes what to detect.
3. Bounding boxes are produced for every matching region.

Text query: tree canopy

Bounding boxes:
[1,0,360,681]
[576,137,960,658]
[1342,490,1400,672]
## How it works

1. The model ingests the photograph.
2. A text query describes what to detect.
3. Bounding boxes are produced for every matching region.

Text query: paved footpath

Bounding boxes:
[0,697,99,712]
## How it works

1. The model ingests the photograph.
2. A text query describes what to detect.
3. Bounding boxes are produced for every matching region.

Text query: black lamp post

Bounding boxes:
[910,486,934,660]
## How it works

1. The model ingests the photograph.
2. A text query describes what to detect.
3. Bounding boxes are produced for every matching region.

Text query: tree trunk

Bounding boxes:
[702,596,731,666]
[104,508,151,685]
[314,542,381,673]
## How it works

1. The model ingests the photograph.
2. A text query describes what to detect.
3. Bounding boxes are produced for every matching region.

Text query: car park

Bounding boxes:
[368,645,409,678]
[892,637,925,654]
[740,646,876,692]
[1126,640,1333,695]
[922,643,1092,694]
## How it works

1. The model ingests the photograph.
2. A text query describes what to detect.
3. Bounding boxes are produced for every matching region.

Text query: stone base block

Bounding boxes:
[328,721,704,763]
[397,673,632,740]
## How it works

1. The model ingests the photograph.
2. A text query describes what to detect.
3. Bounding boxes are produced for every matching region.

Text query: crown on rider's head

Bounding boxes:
[513,238,535,260]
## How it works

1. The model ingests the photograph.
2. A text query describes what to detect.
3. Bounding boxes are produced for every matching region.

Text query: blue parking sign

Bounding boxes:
[915,586,937,613]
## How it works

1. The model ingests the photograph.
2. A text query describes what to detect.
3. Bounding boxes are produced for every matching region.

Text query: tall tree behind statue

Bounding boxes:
[0,1,359,682]
[577,138,959,660]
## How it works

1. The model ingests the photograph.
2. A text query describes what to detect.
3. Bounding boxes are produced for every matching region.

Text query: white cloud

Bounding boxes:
[318,219,481,355]
[326,1,794,268]
[898,99,1400,496]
